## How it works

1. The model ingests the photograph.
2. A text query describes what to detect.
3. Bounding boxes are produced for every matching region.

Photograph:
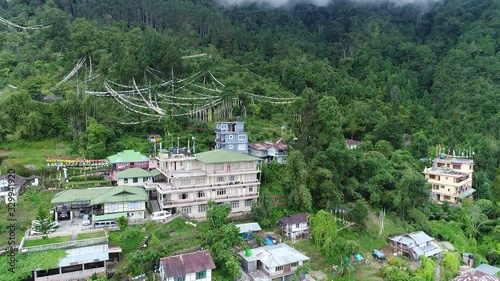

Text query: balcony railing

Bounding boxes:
[161,193,259,207]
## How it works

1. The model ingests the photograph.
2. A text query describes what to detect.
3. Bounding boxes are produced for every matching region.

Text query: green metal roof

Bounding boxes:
[90,186,148,205]
[107,150,149,164]
[51,186,148,205]
[116,168,152,179]
[195,150,260,164]
[51,188,111,204]
[458,188,476,200]
[93,212,129,221]
[150,169,162,177]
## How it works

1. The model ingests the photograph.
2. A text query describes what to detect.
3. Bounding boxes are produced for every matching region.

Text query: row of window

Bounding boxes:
[177,187,256,200]
[275,262,299,271]
[174,271,206,281]
[181,199,256,214]
[108,201,142,211]
[123,177,150,184]
[223,134,247,141]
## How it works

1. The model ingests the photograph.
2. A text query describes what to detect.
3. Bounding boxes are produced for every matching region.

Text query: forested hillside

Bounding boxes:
[1,0,500,279]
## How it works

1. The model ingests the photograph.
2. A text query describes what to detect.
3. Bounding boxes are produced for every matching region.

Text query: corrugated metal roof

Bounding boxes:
[476,264,500,277]
[390,231,434,246]
[51,186,148,205]
[452,270,500,281]
[279,213,309,225]
[58,244,109,267]
[160,250,215,278]
[195,150,260,164]
[235,222,262,234]
[116,168,152,179]
[239,243,309,268]
[107,150,150,164]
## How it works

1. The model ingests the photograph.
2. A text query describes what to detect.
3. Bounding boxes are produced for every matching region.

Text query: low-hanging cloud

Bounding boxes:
[216,0,441,8]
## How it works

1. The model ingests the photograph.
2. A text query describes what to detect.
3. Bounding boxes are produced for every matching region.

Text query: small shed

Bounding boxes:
[235,222,262,239]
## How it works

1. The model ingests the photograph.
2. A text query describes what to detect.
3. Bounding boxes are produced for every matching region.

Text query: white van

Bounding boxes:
[94,220,117,228]
[150,211,172,221]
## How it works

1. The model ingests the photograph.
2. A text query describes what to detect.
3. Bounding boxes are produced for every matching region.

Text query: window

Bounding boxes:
[249,186,254,192]
[238,144,246,151]
[195,178,205,185]
[231,201,239,209]
[229,175,235,181]
[275,265,284,271]
[246,162,254,168]
[429,175,435,179]
[198,204,207,213]
[217,176,224,182]
[181,206,191,214]
[217,189,226,196]
[175,277,185,281]
[291,262,299,267]
[196,271,206,279]
[221,124,228,130]
[238,135,246,140]
[432,184,439,190]
[108,203,118,212]
[197,191,205,198]
[228,145,233,149]
[143,177,149,182]
[128,201,141,210]
[232,163,240,169]
[245,199,254,207]
[296,223,300,228]
[179,193,188,200]
[124,178,128,184]
[228,135,233,139]
[453,164,461,170]
[444,196,451,200]
[214,164,224,171]
[180,179,190,186]
[133,177,138,183]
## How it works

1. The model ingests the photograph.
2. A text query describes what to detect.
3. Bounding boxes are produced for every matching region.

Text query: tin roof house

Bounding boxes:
[159,250,216,281]
[239,243,309,281]
[248,138,288,164]
[389,231,442,261]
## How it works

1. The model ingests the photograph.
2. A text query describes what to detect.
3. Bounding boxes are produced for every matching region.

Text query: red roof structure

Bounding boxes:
[452,270,500,281]
[160,250,215,278]
[346,139,361,146]
[278,213,309,225]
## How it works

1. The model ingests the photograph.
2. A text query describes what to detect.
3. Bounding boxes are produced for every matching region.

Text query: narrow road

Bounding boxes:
[434,254,443,281]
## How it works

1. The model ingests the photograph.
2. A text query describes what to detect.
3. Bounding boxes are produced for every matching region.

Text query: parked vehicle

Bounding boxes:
[82,214,91,226]
[372,249,387,262]
[150,211,172,221]
[58,211,69,220]
[94,220,117,228]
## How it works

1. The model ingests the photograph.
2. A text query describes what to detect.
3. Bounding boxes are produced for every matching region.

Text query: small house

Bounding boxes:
[0,173,27,203]
[159,250,216,281]
[239,243,309,281]
[278,213,309,240]
[345,139,361,149]
[389,231,442,261]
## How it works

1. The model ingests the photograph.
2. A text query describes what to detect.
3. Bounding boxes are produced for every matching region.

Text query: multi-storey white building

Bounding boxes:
[423,155,475,204]
[147,149,261,219]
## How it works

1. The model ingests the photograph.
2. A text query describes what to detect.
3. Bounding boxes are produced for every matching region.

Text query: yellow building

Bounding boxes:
[423,156,475,204]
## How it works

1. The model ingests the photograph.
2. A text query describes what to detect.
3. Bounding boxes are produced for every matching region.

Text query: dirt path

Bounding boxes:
[434,255,443,281]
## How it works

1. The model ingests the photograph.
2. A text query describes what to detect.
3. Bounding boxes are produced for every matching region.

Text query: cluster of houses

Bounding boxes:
[6,117,490,281]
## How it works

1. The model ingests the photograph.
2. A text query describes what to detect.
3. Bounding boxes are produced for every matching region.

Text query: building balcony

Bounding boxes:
[160,193,259,207]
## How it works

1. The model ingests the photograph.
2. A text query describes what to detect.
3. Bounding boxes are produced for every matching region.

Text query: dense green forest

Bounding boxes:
[0,0,499,279]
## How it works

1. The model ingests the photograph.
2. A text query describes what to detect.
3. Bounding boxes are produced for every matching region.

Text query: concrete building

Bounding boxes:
[50,186,148,222]
[159,250,216,281]
[248,138,288,164]
[423,155,475,204]
[148,149,260,219]
[215,116,248,154]
[116,167,160,186]
[239,243,309,281]
[107,150,158,184]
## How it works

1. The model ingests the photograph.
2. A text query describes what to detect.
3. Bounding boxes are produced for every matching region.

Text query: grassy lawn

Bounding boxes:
[293,240,333,277]
[0,138,70,169]
[23,235,71,247]
[0,187,56,248]
[76,231,106,240]
[108,226,146,254]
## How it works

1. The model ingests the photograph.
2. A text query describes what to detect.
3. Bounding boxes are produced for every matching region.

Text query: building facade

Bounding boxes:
[148,149,260,219]
[107,150,158,184]
[248,139,288,164]
[389,231,442,261]
[278,213,309,240]
[159,251,215,281]
[50,186,148,221]
[215,116,249,154]
[423,155,475,204]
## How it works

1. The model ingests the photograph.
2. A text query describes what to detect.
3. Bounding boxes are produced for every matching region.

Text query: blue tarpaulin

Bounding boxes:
[265,238,273,245]
[355,254,363,261]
